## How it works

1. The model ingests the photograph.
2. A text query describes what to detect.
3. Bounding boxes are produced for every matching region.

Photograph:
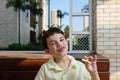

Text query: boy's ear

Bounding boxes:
[45,49,52,55]
[45,49,49,54]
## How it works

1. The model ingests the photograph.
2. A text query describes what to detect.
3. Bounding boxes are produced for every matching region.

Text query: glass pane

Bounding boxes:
[72,0,89,13]
[72,16,90,31]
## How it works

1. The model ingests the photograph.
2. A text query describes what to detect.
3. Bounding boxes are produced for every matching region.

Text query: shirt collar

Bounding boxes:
[47,55,77,71]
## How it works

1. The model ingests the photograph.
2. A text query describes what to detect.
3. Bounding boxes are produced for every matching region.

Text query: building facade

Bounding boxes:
[50,9,60,27]
[0,0,18,47]
[0,0,47,47]
[92,0,120,80]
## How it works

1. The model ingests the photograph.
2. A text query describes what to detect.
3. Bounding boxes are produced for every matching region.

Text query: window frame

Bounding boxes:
[69,0,93,53]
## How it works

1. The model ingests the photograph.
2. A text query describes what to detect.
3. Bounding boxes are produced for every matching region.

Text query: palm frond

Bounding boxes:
[6,0,43,15]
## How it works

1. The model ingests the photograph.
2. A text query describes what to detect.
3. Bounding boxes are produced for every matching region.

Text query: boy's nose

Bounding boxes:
[56,42,61,47]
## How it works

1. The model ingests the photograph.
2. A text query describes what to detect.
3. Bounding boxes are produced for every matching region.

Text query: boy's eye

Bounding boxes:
[50,42,55,46]
[60,38,65,41]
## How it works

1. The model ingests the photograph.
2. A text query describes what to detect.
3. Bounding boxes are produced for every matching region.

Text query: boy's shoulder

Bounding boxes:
[40,56,54,69]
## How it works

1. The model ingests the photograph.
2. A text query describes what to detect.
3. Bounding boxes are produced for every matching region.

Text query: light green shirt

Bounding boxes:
[35,55,91,80]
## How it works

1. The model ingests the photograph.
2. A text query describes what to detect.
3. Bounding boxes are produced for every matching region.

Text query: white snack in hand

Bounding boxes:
[82,59,92,64]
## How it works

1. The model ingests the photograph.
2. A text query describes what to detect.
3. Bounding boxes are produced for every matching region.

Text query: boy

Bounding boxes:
[35,27,100,80]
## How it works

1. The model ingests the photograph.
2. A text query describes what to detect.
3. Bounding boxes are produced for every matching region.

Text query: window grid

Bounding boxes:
[69,0,92,53]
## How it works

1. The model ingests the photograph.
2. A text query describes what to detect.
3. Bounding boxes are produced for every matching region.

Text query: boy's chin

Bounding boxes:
[58,52,67,56]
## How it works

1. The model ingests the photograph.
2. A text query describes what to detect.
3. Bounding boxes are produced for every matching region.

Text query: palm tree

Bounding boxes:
[6,0,43,44]
[29,0,43,16]
[81,5,89,13]
[6,0,24,44]
[57,10,68,28]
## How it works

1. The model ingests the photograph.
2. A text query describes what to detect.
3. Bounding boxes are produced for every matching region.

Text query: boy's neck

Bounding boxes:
[55,55,71,70]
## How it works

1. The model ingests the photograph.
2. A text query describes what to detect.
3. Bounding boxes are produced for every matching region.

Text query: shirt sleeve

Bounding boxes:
[34,66,45,80]
[83,67,91,80]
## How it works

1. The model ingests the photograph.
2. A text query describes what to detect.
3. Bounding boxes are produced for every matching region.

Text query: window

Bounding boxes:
[69,0,92,53]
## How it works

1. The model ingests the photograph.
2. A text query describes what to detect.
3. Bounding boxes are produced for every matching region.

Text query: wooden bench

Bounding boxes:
[0,53,109,80]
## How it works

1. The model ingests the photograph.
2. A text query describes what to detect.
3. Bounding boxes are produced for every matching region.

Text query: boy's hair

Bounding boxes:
[42,27,64,49]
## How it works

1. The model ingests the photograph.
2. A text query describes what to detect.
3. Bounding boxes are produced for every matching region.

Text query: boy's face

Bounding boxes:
[45,33,68,58]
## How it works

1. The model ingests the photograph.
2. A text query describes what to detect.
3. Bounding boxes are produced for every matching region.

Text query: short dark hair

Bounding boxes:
[42,27,64,49]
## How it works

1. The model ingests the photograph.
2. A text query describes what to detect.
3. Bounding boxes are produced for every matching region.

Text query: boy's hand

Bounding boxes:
[83,55,98,73]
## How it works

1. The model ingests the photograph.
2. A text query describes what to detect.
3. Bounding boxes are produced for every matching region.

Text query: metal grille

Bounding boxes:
[72,0,89,13]
[72,16,90,32]
[72,34,89,50]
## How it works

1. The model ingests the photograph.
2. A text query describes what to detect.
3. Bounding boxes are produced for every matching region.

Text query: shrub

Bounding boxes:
[8,43,44,51]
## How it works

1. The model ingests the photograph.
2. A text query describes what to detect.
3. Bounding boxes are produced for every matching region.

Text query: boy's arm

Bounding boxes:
[90,71,100,80]
[34,67,45,80]
[83,55,100,80]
